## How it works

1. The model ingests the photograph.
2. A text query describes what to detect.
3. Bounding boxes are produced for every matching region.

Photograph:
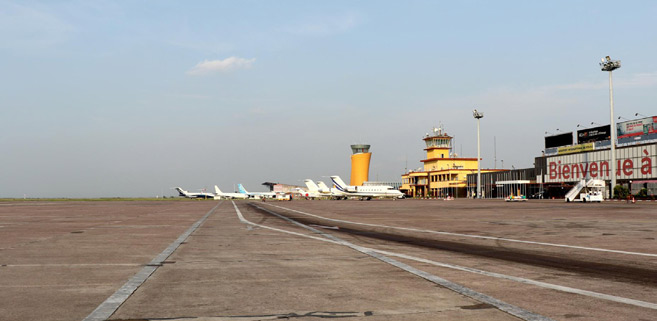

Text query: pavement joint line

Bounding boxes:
[243,202,555,321]
[261,203,657,310]
[267,203,657,258]
[82,201,223,321]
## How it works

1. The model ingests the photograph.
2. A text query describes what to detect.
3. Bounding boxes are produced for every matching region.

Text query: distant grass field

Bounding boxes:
[0,197,207,202]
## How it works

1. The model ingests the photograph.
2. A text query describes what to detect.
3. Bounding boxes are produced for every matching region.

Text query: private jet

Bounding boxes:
[214,186,248,199]
[237,184,277,199]
[329,176,404,200]
[316,180,348,199]
[174,187,216,199]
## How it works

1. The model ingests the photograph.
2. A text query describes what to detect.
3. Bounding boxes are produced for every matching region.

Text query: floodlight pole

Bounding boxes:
[473,109,484,199]
[600,56,620,195]
[608,70,618,192]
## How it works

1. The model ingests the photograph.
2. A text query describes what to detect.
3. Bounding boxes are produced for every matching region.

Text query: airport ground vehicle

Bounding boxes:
[565,179,605,203]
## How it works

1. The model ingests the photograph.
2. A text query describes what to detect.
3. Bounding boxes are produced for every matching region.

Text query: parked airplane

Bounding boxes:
[329,176,404,200]
[298,179,324,198]
[174,187,216,199]
[316,181,332,193]
[237,184,277,199]
[214,186,248,199]
[316,180,347,199]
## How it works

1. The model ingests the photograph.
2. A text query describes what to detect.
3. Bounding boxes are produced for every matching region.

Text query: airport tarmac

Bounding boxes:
[0,199,655,321]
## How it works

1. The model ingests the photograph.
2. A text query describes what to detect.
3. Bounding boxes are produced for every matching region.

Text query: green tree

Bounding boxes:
[613,185,629,199]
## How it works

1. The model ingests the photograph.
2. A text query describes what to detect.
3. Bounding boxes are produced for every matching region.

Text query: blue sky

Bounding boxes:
[1,1,656,197]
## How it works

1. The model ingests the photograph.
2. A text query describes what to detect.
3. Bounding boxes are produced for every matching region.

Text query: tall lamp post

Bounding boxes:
[600,56,620,194]
[473,109,484,199]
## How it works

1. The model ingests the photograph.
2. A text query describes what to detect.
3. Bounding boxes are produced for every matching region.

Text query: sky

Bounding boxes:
[1,1,657,198]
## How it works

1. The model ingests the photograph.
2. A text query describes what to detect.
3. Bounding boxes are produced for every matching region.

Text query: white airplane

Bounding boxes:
[316,180,347,199]
[174,187,216,199]
[237,184,277,199]
[214,186,248,199]
[297,179,325,198]
[329,176,404,200]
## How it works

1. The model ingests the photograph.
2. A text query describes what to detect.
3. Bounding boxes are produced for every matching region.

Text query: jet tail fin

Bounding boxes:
[175,187,188,197]
[317,181,330,192]
[330,176,348,192]
[237,184,248,194]
[214,185,222,194]
[304,179,320,192]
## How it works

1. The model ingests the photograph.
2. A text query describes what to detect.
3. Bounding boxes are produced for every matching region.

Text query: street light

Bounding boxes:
[635,113,647,118]
[600,55,620,191]
[618,116,629,121]
[473,109,484,199]
[577,124,588,128]
[591,122,601,126]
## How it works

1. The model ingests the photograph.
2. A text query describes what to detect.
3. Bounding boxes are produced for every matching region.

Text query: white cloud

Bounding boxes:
[187,56,255,75]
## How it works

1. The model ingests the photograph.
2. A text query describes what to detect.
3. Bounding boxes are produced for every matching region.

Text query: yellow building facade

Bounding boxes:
[401,128,495,198]
[350,144,371,186]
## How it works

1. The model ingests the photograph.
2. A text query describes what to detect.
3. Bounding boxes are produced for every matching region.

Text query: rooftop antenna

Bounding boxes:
[451,137,455,157]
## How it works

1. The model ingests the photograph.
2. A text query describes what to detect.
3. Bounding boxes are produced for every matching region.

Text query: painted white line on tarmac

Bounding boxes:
[375,250,657,310]
[3,263,141,267]
[242,202,555,321]
[268,204,657,258]
[82,201,222,321]
[248,203,657,311]
[232,202,343,245]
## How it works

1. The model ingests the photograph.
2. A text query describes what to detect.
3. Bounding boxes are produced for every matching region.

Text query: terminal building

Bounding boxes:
[465,115,657,199]
[270,114,656,200]
[401,127,501,198]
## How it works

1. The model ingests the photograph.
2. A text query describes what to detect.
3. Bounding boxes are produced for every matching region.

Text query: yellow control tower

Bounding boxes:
[350,144,372,186]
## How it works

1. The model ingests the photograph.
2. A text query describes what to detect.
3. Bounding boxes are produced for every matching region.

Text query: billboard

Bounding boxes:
[617,116,657,139]
[577,125,610,144]
[545,144,656,183]
[545,132,573,149]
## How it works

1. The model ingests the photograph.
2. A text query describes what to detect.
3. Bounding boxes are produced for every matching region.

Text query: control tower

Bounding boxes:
[350,144,372,186]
